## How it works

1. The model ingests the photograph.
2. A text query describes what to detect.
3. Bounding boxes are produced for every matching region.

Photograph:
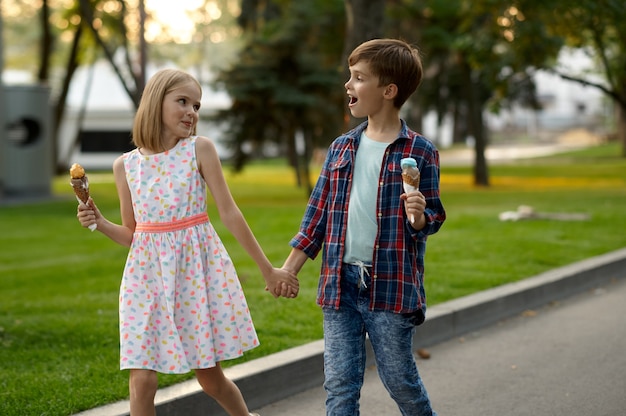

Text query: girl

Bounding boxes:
[77,68,298,416]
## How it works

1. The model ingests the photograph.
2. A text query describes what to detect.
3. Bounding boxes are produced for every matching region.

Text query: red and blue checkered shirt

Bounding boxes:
[290,120,446,314]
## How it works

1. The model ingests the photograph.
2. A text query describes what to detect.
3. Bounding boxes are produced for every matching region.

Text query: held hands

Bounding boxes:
[76,197,101,230]
[401,190,426,230]
[264,267,299,299]
[79,199,301,298]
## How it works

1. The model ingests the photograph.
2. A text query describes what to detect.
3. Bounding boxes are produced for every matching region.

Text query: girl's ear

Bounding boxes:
[383,83,398,100]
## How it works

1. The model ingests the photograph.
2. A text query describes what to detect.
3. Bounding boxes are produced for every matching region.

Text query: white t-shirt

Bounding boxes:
[343,132,388,264]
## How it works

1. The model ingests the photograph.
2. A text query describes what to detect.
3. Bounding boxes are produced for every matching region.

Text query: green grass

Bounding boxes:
[1,142,625,415]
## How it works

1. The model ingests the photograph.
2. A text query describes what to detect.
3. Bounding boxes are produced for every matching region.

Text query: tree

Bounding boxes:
[387,0,563,186]
[533,0,626,156]
[35,0,148,171]
[77,0,146,107]
[5,0,248,172]
[37,0,53,82]
[213,0,345,193]
[341,0,386,129]
[2,1,40,69]
[343,0,386,54]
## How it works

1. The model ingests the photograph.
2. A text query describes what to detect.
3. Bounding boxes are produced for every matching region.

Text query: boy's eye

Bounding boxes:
[193,105,200,111]
[178,98,186,104]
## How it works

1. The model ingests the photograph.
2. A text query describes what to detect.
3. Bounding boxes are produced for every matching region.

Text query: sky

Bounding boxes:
[144,0,225,43]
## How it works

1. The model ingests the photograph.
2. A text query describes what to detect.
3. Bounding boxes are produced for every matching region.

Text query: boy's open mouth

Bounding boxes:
[348,96,358,105]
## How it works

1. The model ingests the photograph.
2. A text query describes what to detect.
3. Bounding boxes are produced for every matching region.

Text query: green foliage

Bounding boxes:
[389,0,564,116]
[2,0,44,69]
[537,0,626,91]
[1,144,625,415]
[212,0,346,172]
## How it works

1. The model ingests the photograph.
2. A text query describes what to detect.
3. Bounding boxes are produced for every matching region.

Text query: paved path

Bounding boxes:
[252,277,626,416]
[438,142,590,167]
[75,249,626,416]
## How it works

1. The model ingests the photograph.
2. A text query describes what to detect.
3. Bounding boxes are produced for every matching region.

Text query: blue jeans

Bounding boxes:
[323,263,436,416]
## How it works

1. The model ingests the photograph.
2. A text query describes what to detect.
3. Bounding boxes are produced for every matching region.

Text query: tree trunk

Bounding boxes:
[53,26,83,173]
[473,117,489,186]
[37,0,52,82]
[342,0,386,59]
[460,56,489,186]
[137,0,147,94]
[301,127,314,195]
[341,0,386,130]
[618,103,626,157]
[617,83,626,157]
[78,0,139,107]
[285,122,301,188]
[452,103,465,145]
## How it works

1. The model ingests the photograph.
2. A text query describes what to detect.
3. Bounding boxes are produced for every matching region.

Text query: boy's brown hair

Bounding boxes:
[132,69,201,152]
[348,38,423,108]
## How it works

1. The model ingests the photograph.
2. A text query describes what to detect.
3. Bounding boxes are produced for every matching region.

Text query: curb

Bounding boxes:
[74,247,626,416]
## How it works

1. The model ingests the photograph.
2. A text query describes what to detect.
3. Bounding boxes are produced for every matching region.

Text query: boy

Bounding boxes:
[282,38,445,415]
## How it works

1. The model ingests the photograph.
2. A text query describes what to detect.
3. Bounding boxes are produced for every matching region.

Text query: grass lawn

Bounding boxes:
[1,142,625,415]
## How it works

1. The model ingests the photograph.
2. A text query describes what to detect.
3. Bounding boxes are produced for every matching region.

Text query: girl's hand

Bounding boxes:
[76,197,101,230]
[265,267,299,299]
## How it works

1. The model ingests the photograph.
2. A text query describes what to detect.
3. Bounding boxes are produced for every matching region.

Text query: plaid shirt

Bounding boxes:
[290,120,446,314]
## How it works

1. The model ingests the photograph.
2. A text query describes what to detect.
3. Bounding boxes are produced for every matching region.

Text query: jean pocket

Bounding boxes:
[403,310,425,326]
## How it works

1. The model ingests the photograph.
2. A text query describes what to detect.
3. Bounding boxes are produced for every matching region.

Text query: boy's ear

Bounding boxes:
[383,83,398,100]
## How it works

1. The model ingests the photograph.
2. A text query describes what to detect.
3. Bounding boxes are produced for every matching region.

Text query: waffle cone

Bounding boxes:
[69,163,90,204]
[71,177,90,204]
[402,172,420,188]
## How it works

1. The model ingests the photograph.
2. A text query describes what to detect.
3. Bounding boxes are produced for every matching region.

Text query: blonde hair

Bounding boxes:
[132,69,202,152]
[348,38,423,108]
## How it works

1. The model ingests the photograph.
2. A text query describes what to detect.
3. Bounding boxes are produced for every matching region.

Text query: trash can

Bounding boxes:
[0,85,5,199]
[2,84,52,196]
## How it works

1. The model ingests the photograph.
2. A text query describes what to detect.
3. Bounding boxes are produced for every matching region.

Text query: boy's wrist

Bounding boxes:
[410,213,426,230]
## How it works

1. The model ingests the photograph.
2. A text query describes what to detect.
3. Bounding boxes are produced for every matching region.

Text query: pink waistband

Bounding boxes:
[135,213,209,233]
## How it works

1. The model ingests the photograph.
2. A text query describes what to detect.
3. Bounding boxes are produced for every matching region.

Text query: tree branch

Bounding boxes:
[546,68,626,109]
[78,0,138,107]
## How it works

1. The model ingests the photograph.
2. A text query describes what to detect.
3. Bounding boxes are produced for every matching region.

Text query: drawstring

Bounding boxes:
[349,261,371,289]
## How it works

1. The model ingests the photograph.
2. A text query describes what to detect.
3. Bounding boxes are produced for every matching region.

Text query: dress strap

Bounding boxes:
[135,213,209,233]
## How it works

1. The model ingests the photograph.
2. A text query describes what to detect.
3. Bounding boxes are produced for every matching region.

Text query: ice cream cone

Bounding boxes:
[401,171,420,189]
[400,158,421,223]
[69,163,96,231]
[71,178,89,204]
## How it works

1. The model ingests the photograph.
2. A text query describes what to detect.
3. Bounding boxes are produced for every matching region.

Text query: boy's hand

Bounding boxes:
[265,267,299,298]
[401,191,426,230]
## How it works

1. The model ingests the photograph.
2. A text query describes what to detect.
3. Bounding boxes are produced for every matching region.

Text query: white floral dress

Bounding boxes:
[119,137,259,373]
